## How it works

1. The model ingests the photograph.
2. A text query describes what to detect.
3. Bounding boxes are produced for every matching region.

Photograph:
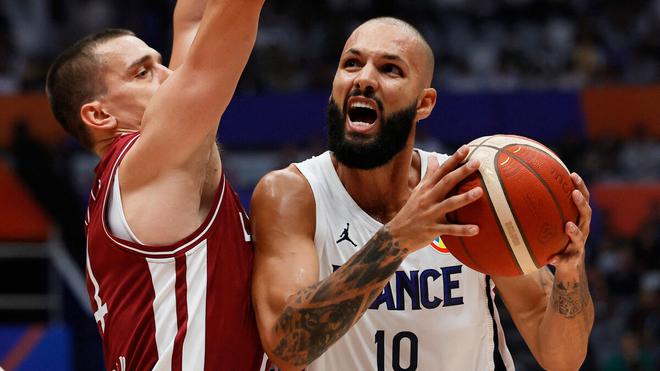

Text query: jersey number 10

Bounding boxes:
[375,330,418,371]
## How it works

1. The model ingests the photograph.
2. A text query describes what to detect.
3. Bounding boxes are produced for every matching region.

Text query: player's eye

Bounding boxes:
[382,64,403,76]
[343,58,361,69]
[135,67,151,79]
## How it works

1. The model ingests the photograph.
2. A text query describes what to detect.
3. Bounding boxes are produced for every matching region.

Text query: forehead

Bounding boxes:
[94,35,157,69]
[343,22,420,61]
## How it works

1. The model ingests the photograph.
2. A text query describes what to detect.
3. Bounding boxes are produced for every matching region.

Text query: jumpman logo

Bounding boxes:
[336,223,357,247]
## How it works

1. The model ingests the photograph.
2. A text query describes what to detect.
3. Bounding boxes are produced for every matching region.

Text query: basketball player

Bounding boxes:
[45,0,267,369]
[252,18,594,370]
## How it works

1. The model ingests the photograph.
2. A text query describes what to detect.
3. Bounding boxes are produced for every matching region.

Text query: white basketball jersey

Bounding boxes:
[295,150,515,371]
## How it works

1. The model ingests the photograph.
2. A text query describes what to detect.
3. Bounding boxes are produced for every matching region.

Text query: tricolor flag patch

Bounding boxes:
[431,236,450,253]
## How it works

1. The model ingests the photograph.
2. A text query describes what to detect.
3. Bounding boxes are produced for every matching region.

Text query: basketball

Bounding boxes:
[442,134,579,277]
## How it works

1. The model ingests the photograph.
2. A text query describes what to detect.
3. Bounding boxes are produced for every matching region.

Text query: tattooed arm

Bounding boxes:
[493,173,594,371]
[271,227,406,366]
[251,148,481,369]
[251,167,411,370]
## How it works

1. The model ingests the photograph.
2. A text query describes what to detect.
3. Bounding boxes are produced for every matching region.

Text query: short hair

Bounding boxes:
[45,29,135,150]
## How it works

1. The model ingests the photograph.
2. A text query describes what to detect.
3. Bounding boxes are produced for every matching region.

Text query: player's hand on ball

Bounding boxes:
[549,172,591,276]
[387,145,483,252]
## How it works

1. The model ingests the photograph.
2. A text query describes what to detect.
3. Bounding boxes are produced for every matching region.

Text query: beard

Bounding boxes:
[327,95,417,170]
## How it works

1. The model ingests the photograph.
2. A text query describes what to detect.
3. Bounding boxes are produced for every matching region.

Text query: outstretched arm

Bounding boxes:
[169,0,207,69]
[493,172,594,371]
[252,148,483,369]
[127,0,264,173]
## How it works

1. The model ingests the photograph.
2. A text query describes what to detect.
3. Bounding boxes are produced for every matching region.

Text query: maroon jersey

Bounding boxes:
[85,133,265,370]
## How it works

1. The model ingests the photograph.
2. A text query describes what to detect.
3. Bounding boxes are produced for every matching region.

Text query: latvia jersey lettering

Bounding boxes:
[295,150,515,371]
[85,133,266,371]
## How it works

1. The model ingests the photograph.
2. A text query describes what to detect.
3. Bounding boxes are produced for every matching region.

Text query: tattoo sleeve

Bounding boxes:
[272,226,406,366]
[551,266,591,319]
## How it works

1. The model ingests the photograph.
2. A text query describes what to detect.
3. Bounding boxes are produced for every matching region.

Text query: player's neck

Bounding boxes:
[93,134,117,157]
[94,128,141,157]
[334,140,420,224]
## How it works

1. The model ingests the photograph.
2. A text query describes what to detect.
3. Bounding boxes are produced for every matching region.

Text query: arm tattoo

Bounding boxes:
[551,267,590,319]
[273,226,406,365]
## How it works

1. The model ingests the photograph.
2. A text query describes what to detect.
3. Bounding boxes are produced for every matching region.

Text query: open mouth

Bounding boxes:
[347,98,379,131]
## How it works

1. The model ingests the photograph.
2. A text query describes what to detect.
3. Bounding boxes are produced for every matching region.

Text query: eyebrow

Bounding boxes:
[346,48,405,63]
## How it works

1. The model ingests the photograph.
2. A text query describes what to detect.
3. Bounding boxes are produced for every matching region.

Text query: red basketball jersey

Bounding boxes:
[85,133,265,370]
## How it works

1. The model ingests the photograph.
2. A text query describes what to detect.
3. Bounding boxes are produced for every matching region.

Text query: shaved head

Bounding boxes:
[350,17,435,87]
[328,17,439,169]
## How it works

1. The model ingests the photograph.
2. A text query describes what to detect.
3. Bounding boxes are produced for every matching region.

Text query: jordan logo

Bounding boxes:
[336,223,357,247]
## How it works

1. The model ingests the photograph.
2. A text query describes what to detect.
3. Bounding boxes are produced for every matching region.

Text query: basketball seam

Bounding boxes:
[501,144,574,255]
[474,143,569,172]
[477,142,574,231]
[478,171,523,275]
[502,144,569,223]
[501,134,561,165]
[494,149,541,269]
[466,136,496,162]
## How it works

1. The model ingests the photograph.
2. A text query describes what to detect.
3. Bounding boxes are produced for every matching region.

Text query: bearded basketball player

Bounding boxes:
[251,17,594,371]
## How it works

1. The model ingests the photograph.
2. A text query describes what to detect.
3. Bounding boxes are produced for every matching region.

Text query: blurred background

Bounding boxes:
[0,0,659,370]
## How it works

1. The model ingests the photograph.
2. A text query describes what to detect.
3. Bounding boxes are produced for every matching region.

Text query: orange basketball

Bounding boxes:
[442,134,578,277]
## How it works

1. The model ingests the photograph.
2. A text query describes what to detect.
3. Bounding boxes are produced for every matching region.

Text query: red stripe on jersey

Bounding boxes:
[172,256,188,371]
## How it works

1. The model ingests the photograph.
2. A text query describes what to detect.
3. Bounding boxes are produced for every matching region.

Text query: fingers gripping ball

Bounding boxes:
[442,135,578,277]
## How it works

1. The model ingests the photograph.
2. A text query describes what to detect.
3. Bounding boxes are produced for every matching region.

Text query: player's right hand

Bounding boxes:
[387,145,483,253]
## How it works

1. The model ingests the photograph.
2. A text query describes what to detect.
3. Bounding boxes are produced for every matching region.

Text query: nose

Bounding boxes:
[354,63,379,93]
[156,64,173,82]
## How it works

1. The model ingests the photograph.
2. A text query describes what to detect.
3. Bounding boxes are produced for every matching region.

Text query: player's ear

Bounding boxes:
[416,87,437,121]
[81,101,117,132]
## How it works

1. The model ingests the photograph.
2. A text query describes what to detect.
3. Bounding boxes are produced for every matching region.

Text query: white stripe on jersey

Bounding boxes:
[182,241,208,370]
[86,244,107,333]
[259,353,269,371]
[147,257,177,370]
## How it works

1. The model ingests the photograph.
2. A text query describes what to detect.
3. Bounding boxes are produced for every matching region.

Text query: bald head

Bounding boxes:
[347,17,435,87]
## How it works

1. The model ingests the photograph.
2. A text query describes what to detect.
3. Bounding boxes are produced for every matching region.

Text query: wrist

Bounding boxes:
[552,261,585,282]
[382,223,411,257]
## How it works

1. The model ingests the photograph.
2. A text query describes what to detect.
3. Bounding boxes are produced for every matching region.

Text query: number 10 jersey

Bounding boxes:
[295,150,515,371]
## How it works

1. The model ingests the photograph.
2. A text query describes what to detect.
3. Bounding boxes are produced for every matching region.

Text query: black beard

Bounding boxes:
[327,97,417,169]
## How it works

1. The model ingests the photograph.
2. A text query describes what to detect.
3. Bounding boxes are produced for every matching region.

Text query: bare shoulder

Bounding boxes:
[251,164,316,246]
[252,164,314,210]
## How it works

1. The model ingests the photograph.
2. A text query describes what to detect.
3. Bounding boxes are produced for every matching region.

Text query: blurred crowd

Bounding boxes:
[2,0,660,93]
[0,0,659,370]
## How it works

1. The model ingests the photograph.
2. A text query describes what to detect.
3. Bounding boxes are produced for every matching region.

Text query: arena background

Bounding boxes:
[0,0,659,370]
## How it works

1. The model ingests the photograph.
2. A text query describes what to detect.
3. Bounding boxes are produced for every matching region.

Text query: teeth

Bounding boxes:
[350,101,376,110]
[351,121,372,127]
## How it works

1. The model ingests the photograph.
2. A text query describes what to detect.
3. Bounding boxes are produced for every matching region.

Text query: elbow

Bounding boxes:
[261,340,308,371]
[262,352,306,371]
[540,360,586,371]
[259,324,311,371]
[538,348,588,371]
